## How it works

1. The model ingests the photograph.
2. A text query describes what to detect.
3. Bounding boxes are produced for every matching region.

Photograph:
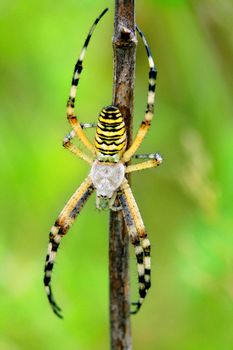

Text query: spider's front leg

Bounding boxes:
[123,26,157,163]
[66,9,108,155]
[118,179,152,314]
[44,176,95,318]
[126,153,163,173]
[63,130,93,164]
[63,123,98,164]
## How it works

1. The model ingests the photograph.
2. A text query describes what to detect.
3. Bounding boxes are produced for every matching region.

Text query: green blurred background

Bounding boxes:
[0,0,233,349]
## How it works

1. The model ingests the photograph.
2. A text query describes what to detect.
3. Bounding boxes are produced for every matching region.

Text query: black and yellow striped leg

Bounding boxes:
[66,8,108,154]
[123,26,157,162]
[118,190,147,314]
[120,180,152,298]
[118,179,152,314]
[44,177,95,318]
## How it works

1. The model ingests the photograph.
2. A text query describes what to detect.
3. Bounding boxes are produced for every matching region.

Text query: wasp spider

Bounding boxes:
[43,8,162,318]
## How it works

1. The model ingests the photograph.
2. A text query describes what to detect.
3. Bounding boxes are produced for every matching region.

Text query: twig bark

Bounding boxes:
[109,1,137,349]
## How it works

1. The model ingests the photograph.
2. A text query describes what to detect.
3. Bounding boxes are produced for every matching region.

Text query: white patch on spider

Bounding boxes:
[142,238,150,249]
[148,56,154,68]
[47,242,52,253]
[51,226,59,235]
[45,286,50,294]
[148,91,154,105]
[90,160,125,199]
[67,106,73,115]
[48,252,56,263]
[135,245,143,255]
[54,235,61,244]
[137,264,145,276]
[145,275,150,282]
[144,257,151,269]
[70,85,77,98]
[79,48,86,62]
[145,111,153,121]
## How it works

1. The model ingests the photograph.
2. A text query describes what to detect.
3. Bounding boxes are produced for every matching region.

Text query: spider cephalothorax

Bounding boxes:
[91,159,125,209]
[43,8,162,318]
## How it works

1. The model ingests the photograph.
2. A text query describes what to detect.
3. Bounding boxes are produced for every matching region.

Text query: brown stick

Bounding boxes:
[109,1,137,349]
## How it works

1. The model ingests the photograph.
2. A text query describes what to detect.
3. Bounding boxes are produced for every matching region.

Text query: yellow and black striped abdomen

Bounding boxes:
[95,106,127,159]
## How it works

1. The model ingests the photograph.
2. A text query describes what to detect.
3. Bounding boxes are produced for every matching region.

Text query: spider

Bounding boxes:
[43,8,162,318]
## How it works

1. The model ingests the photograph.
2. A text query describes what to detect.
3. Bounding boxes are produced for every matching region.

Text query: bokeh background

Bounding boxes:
[0,0,233,349]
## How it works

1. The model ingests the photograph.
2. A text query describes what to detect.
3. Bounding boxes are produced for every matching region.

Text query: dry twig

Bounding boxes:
[109,1,137,349]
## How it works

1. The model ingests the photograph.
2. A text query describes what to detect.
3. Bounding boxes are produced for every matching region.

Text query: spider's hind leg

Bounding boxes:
[118,179,152,314]
[109,192,122,212]
[44,176,95,318]
[44,226,63,318]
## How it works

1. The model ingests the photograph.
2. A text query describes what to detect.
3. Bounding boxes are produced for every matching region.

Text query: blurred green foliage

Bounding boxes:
[0,0,233,349]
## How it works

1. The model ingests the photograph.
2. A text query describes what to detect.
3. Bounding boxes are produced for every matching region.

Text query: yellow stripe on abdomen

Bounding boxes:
[95,106,127,158]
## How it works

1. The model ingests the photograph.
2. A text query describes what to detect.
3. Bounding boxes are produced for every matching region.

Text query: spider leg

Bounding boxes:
[118,190,146,314]
[66,8,108,154]
[44,176,95,318]
[63,130,93,164]
[109,192,122,211]
[63,123,97,163]
[120,179,151,290]
[80,123,97,129]
[126,153,162,173]
[118,179,152,314]
[123,26,157,162]
[132,153,161,160]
